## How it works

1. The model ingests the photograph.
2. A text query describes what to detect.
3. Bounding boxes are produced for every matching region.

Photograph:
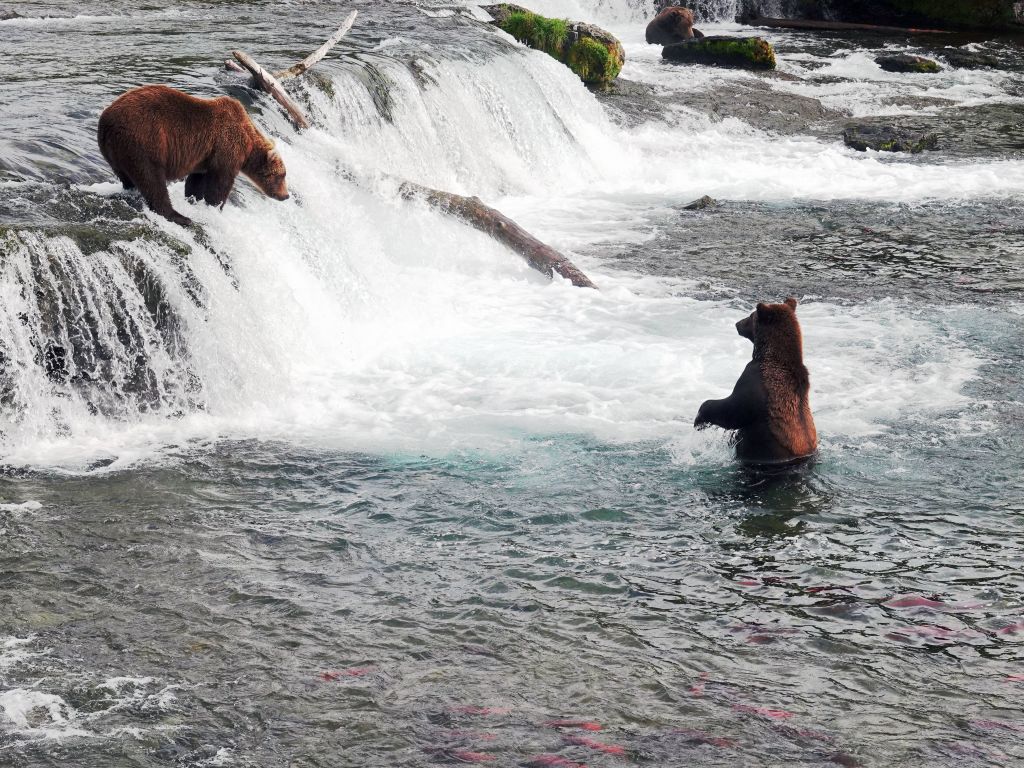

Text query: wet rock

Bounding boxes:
[939,49,1004,70]
[0,9,22,21]
[481,4,625,86]
[843,124,939,153]
[876,54,941,73]
[683,195,717,210]
[663,36,776,70]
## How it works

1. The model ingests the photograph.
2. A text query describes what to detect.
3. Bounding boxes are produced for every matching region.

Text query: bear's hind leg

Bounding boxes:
[202,168,237,209]
[136,168,192,227]
[185,173,207,201]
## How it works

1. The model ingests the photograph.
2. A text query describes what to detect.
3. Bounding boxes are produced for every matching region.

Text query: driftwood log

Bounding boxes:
[398,182,596,288]
[739,15,948,35]
[227,11,596,288]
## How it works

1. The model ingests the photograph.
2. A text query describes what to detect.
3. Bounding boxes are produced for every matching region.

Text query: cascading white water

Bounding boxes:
[0,12,1013,468]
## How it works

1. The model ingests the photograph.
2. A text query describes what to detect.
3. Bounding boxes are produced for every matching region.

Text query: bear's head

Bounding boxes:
[736,297,803,361]
[243,143,289,201]
[662,6,695,33]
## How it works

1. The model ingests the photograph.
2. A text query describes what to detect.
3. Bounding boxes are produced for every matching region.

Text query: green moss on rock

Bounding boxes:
[662,36,777,70]
[503,11,569,57]
[483,4,625,86]
[567,36,622,83]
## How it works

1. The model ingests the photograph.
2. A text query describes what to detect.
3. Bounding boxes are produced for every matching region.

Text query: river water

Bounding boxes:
[1,1,1022,766]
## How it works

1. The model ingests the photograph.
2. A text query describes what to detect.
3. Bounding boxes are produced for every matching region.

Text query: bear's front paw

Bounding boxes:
[694,403,711,430]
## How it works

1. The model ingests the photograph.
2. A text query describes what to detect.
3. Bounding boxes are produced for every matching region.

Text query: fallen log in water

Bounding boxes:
[231,50,311,130]
[398,181,597,288]
[739,15,949,35]
[227,11,596,288]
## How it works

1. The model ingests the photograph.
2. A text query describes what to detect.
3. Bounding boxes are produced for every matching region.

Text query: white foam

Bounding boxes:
[0,17,1009,468]
[0,636,44,672]
[0,500,42,513]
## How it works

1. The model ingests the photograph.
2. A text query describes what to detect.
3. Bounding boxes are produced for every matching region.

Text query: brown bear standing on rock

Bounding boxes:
[98,85,289,227]
[646,6,704,45]
[694,298,818,464]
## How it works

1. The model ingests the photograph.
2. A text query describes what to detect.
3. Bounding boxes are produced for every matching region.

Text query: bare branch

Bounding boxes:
[275,10,358,80]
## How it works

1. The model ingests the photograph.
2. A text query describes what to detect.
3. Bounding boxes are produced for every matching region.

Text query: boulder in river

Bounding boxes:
[876,54,942,73]
[939,49,1004,70]
[481,4,625,87]
[662,37,776,70]
[843,124,939,153]
[0,9,23,20]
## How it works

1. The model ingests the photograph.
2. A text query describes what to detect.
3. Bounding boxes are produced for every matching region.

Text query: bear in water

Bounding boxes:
[97,85,289,226]
[646,6,704,45]
[694,298,818,464]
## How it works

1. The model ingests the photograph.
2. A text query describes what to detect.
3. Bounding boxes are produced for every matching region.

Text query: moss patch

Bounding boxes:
[567,37,621,84]
[502,11,568,57]
[662,36,777,70]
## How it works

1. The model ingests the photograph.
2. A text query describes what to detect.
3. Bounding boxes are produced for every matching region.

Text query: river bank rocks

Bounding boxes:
[876,54,941,73]
[663,36,777,70]
[481,4,625,86]
[735,0,1022,31]
[843,124,939,153]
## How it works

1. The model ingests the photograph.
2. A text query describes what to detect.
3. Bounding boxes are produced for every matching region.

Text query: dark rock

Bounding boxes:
[0,9,23,20]
[939,49,1004,70]
[683,195,717,210]
[843,124,939,153]
[876,54,941,73]
[663,36,776,70]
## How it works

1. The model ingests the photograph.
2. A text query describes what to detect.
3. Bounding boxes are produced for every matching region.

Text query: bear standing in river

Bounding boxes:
[646,6,704,45]
[694,298,818,464]
[98,85,289,226]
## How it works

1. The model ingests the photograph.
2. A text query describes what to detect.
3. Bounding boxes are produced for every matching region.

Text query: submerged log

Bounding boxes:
[739,15,949,34]
[399,181,596,288]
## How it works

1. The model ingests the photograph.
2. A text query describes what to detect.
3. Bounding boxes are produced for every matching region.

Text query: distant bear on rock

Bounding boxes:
[646,6,704,45]
[694,298,818,464]
[98,85,289,226]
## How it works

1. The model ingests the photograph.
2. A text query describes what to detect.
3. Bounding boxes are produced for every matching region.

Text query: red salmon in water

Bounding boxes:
[1005,673,1024,682]
[319,667,370,681]
[451,750,496,762]
[544,720,602,731]
[562,735,626,755]
[732,704,794,719]
[524,756,588,767]
[451,706,512,716]
[997,620,1024,634]
[673,729,735,748]
[884,594,946,608]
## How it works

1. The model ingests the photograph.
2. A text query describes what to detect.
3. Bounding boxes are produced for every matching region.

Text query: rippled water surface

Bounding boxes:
[2,1,1023,766]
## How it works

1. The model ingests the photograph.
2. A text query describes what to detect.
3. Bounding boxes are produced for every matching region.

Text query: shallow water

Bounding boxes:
[1,1,1023,766]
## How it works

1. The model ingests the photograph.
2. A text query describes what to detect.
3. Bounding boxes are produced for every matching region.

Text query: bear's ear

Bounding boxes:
[785,297,798,310]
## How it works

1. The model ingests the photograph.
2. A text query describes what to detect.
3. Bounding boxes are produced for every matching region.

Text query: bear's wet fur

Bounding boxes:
[646,6,703,45]
[98,85,288,226]
[694,298,818,464]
